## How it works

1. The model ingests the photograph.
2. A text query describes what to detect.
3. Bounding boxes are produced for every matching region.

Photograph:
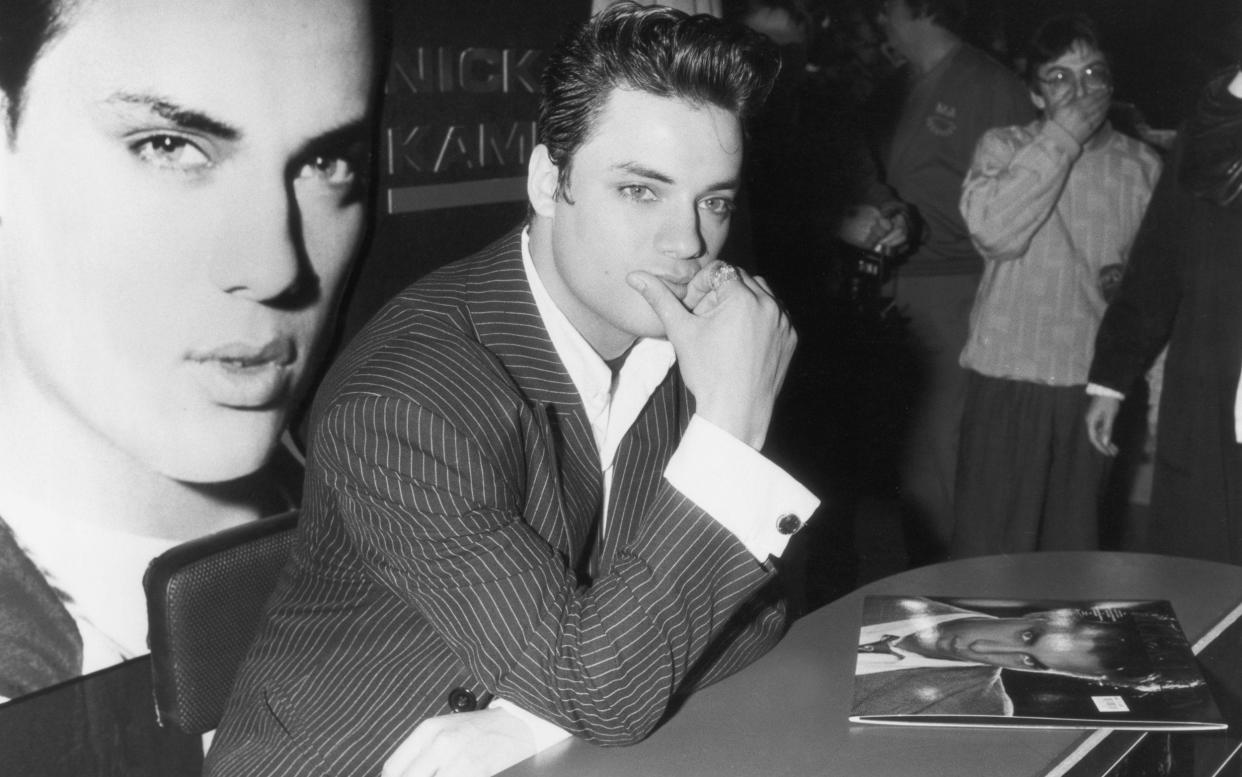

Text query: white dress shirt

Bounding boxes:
[856,612,987,675]
[2,509,177,675]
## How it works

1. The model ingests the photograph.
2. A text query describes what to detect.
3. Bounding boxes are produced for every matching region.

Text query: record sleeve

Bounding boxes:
[850,596,1230,731]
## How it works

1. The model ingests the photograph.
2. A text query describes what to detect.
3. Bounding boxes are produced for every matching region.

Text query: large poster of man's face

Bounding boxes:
[0,0,377,702]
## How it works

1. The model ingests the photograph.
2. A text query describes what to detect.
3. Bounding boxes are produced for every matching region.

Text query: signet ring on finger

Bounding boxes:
[709,263,740,291]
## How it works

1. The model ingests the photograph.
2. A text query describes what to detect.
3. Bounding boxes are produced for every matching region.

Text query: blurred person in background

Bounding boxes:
[952,14,1161,557]
[870,0,1035,563]
[727,0,911,609]
[1086,56,1242,564]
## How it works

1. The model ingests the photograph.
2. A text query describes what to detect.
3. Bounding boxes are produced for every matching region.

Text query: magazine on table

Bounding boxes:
[850,595,1233,731]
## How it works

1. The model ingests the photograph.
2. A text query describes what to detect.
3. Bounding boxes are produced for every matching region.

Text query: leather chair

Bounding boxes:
[143,510,298,735]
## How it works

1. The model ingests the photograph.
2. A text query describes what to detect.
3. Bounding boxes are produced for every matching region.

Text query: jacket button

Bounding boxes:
[777,513,802,535]
[447,687,478,712]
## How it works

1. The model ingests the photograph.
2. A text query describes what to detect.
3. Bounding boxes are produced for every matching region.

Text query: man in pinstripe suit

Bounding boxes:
[210,5,819,776]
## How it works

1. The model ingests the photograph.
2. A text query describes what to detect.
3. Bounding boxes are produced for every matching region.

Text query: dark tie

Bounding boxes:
[858,635,901,657]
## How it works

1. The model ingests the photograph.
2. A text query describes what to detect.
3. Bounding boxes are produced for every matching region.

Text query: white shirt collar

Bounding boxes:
[521,229,615,412]
[521,229,676,528]
[520,227,676,455]
[2,509,177,672]
[856,612,988,675]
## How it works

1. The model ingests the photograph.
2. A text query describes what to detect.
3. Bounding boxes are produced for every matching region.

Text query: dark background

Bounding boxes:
[344,0,1242,351]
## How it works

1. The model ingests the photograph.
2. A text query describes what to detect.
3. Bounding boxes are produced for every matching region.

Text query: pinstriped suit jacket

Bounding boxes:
[207,227,788,776]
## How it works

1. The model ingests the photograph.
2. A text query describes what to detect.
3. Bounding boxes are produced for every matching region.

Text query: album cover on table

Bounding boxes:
[850,595,1233,731]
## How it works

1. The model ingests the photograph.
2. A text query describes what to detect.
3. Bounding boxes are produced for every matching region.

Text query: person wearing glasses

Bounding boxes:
[872,0,1034,566]
[950,14,1162,557]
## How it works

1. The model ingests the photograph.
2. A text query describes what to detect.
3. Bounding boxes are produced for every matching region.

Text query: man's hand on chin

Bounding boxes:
[383,707,536,777]
[627,260,796,451]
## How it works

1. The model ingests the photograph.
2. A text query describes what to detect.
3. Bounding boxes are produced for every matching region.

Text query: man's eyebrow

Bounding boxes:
[706,176,741,193]
[613,162,674,185]
[298,118,371,157]
[612,161,738,192]
[102,92,240,140]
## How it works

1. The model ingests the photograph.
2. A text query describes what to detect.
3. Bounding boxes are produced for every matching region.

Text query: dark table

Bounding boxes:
[502,552,1242,777]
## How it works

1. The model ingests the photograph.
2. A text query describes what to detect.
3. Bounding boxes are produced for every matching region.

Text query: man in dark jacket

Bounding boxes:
[1086,66,1242,563]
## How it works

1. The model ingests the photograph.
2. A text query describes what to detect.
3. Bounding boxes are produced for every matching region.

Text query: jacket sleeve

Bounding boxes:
[315,391,785,746]
[1088,141,1187,393]
[960,122,1081,262]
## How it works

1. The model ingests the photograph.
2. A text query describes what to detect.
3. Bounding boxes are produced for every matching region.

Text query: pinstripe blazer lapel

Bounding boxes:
[594,371,693,576]
[463,228,603,571]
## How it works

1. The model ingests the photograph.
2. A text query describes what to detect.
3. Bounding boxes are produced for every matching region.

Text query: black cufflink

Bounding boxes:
[777,513,802,535]
[447,687,478,713]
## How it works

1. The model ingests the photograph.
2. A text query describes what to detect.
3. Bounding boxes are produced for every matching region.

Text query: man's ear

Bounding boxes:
[1030,89,1046,113]
[527,144,560,219]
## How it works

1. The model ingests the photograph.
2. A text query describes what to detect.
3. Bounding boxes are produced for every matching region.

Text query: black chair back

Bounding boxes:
[143,510,298,735]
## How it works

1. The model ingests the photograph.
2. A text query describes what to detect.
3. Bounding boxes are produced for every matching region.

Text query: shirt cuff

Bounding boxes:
[664,415,820,561]
[488,697,572,752]
[1086,383,1125,399]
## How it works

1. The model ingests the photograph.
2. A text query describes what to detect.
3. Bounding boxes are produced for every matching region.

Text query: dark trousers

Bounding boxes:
[951,372,1109,557]
[893,272,980,562]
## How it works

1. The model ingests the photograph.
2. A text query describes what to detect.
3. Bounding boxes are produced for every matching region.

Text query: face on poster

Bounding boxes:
[0,0,376,700]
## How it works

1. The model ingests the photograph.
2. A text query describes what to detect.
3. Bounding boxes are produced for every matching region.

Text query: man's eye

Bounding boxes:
[1022,654,1038,668]
[620,185,656,201]
[298,155,356,187]
[1083,66,1113,90]
[1042,70,1070,86]
[133,135,212,172]
[700,197,734,216]
[1021,629,1035,644]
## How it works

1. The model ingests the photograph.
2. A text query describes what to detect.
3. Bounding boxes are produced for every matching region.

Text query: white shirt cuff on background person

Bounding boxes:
[1235,367,1242,442]
[665,415,820,561]
[1086,383,1125,400]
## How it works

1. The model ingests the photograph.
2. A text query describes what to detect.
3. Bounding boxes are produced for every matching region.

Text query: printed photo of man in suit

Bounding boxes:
[208,4,820,776]
[854,596,1193,717]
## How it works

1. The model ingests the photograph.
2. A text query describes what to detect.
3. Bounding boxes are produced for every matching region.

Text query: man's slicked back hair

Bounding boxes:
[0,0,392,139]
[538,0,780,198]
[0,0,72,135]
